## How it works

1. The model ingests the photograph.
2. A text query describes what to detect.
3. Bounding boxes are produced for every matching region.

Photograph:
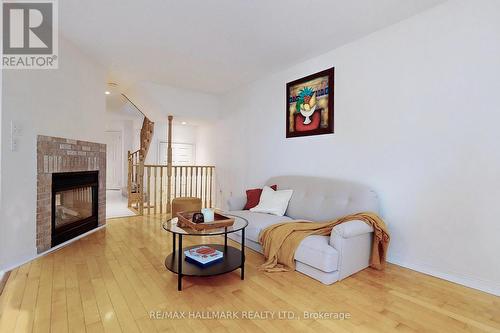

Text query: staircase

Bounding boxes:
[126,97,154,214]
[139,117,154,161]
[128,111,215,215]
[125,102,216,216]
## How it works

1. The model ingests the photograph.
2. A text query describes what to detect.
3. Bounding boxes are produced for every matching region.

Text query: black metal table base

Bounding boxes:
[165,233,245,291]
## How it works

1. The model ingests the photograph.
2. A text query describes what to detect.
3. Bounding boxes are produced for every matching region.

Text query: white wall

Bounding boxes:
[0,23,3,275]
[0,36,106,271]
[215,0,500,295]
[146,122,215,166]
[104,117,142,192]
[196,124,216,165]
[123,81,219,167]
[125,81,220,123]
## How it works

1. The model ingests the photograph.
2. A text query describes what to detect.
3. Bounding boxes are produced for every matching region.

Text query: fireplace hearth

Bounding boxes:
[52,171,99,247]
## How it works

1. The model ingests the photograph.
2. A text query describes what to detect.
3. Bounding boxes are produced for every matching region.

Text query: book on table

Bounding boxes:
[184,246,224,267]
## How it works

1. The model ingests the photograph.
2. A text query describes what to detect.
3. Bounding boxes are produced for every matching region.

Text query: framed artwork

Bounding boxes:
[286,67,334,138]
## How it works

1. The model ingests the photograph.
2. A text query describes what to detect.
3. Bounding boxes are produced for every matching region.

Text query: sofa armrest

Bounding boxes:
[227,195,246,211]
[331,220,373,240]
[330,220,374,281]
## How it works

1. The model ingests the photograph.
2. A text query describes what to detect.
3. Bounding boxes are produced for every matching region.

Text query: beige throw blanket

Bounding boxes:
[259,212,390,272]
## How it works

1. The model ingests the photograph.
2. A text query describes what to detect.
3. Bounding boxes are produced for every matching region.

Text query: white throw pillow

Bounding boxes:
[250,186,293,216]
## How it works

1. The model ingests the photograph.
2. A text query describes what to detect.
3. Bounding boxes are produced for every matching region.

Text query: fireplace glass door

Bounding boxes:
[51,171,99,247]
[54,186,94,229]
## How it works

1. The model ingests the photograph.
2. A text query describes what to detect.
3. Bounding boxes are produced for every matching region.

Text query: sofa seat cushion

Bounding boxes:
[295,235,339,273]
[228,210,292,242]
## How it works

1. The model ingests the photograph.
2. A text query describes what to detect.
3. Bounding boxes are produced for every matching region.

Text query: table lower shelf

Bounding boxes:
[165,244,243,277]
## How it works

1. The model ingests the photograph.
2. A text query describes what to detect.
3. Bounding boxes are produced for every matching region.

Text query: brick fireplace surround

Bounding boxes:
[36,135,106,253]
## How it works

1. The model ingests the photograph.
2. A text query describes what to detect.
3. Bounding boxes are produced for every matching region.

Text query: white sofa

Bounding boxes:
[227,175,379,284]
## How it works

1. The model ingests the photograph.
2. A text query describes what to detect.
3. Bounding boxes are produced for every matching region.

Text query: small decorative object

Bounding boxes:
[201,208,214,222]
[192,213,204,224]
[286,67,334,138]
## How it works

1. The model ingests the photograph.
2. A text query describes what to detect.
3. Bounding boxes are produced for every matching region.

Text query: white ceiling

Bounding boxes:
[105,94,144,120]
[61,0,445,94]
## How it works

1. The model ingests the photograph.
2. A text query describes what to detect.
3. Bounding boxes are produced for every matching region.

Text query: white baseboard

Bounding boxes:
[388,255,500,296]
[1,225,106,274]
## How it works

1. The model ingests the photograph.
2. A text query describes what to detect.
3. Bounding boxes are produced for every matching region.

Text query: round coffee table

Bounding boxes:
[162,213,248,291]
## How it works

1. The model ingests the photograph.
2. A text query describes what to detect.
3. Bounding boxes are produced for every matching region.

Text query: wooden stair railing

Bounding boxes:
[141,165,216,215]
[128,114,216,216]
[127,149,144,213]
[127,116,155,214]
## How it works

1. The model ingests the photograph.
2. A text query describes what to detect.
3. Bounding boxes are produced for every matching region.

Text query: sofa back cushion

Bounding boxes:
[266,175,379,221]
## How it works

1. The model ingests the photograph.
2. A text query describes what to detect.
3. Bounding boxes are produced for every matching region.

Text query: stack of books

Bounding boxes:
[184,246,223,268]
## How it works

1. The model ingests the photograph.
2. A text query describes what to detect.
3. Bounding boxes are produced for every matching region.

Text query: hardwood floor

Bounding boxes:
[1,214,499,333]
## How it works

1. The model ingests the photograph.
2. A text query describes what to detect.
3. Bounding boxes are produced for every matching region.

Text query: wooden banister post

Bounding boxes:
[127,150,132,207]
[166,115,173,214]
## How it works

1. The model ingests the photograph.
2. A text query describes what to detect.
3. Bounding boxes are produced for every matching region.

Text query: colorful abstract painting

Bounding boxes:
[286,68,334,137]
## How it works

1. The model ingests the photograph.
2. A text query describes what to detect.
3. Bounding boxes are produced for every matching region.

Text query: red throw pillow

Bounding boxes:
[244,185,278,210]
